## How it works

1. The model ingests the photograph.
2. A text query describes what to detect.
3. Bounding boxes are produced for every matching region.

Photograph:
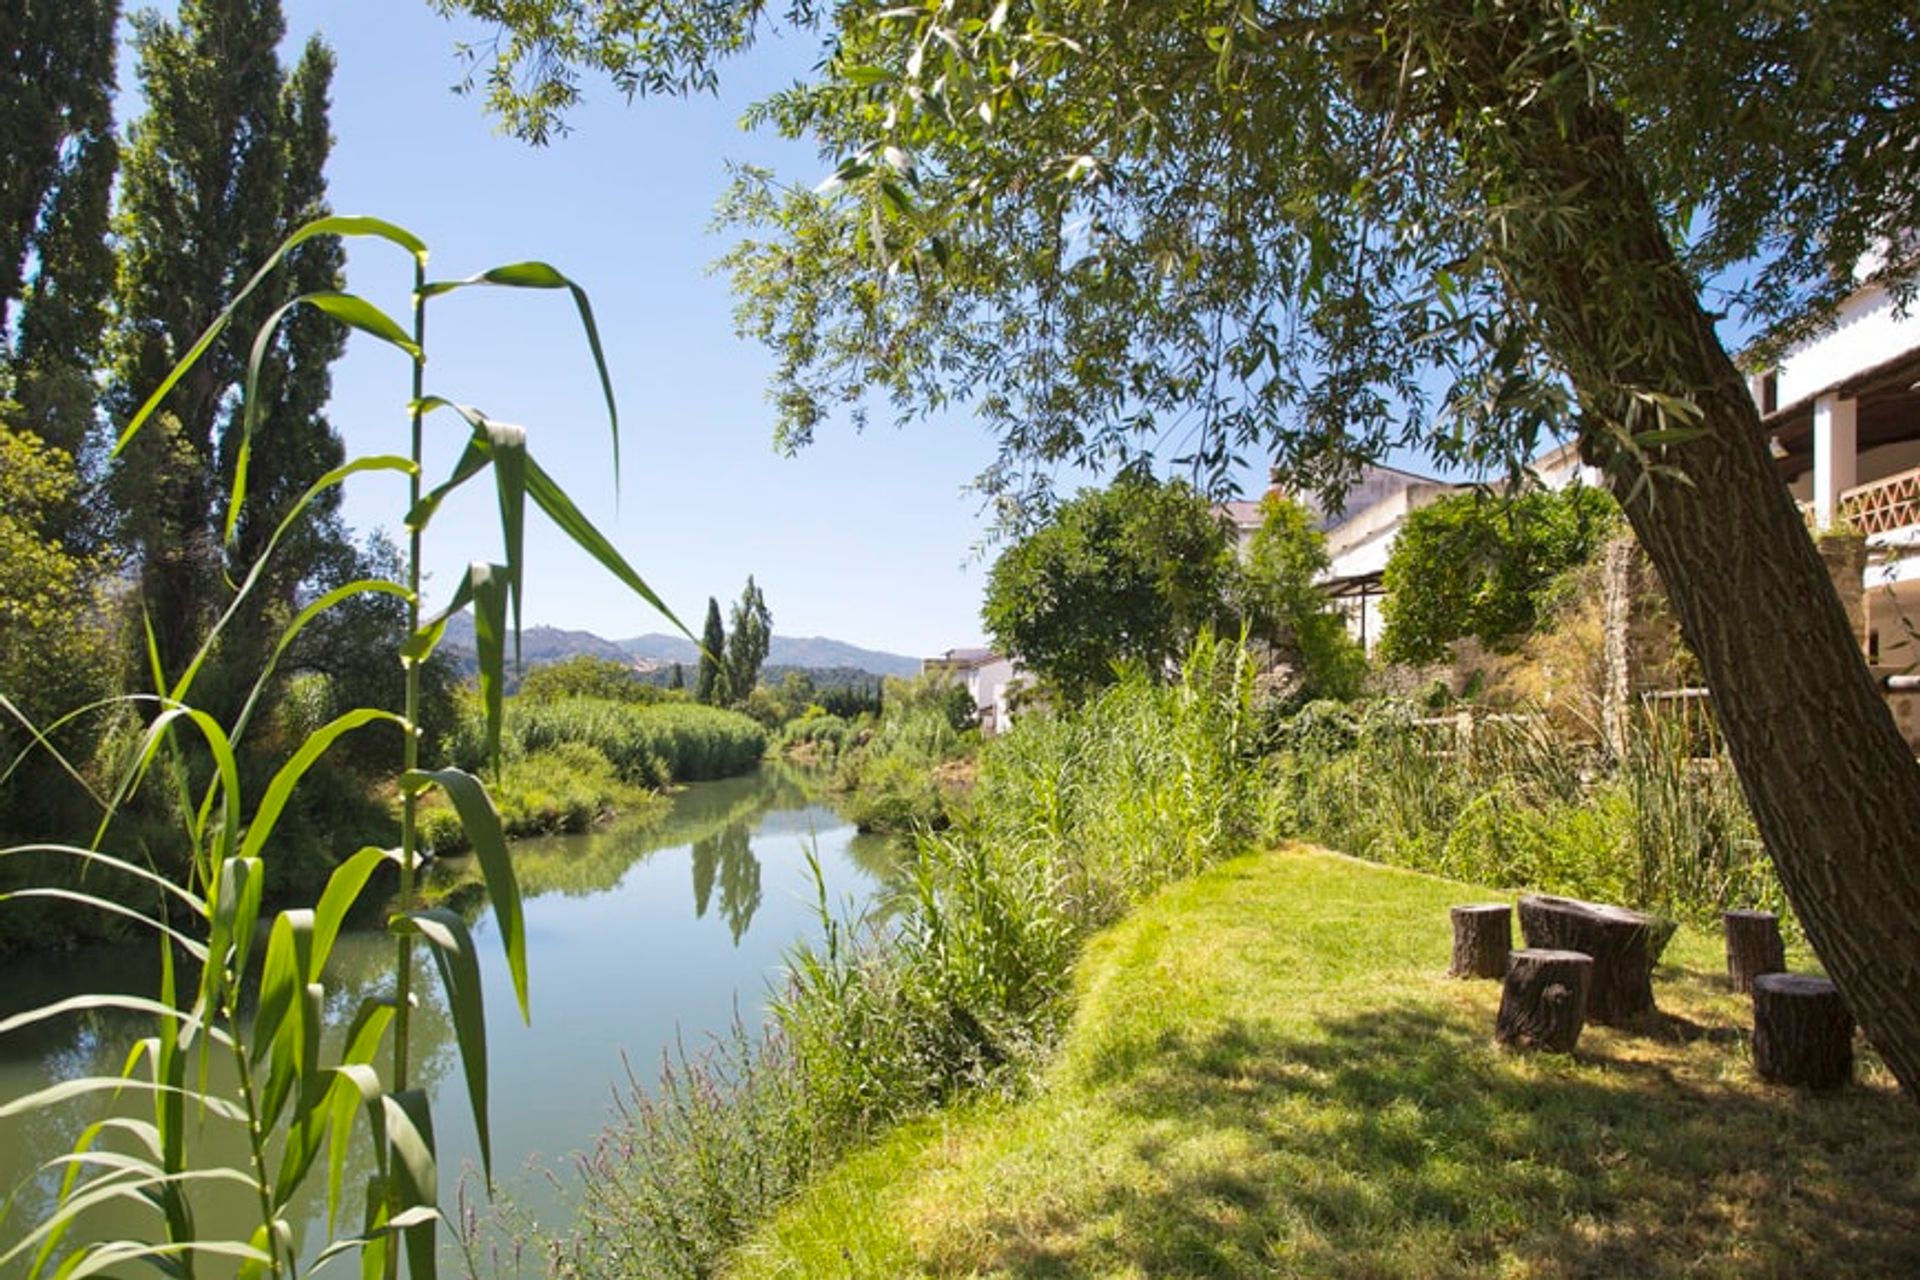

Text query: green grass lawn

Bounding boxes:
[727,846,1920,1278]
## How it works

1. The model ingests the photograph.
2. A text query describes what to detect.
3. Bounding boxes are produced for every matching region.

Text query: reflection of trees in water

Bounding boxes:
[691,823,763,945]
[0,930,457,1264]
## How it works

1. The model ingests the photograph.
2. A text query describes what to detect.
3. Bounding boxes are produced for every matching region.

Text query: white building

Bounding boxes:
[922,647,1028,736]
[1746,274,1920,673]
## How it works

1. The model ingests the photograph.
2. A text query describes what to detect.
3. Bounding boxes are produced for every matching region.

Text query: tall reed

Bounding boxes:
[1,219,680,1278]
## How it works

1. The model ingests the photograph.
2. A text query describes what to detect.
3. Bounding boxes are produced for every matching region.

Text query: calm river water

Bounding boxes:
[0,763,898,1271]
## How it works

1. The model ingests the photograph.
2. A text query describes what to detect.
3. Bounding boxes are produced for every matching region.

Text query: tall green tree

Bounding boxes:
[108,0,347,711]
[695,596,728,705]
[1238,494,1367,702]
[984,474,1236,703]
[439,0,1920,1097]
[726,574,773,703]
[1,0,120,539]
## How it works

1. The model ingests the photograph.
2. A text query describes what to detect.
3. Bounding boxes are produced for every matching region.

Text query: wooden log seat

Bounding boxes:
[1448,903,1513,979]
[1723,909,1787,995]
[1517,894,1657,1025]
[1495,949,1594,1053]
[1752,973,1853,1091]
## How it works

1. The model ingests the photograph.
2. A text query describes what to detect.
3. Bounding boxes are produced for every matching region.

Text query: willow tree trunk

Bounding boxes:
[1413,3,1920,1097]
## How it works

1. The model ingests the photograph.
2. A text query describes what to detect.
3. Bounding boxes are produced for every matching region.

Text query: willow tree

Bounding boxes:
[438,2,1920,1093]
[109,0,348,709]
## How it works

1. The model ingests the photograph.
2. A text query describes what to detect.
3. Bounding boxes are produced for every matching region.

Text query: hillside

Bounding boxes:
[438,614,922,680]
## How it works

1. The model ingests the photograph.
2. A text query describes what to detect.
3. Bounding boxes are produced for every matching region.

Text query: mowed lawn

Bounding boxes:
[728,847,1920,1278]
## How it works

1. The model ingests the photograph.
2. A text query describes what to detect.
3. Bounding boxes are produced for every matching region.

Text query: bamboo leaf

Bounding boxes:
[0,1077,246,1124]
[175,454,415,716]
[403,768,527,1019]
[239,710,408,862]
[251,911,311,1067]
[469,563,510,774]
[0,844,204,914]
[230,295,422,544]
[0,890,208,960]
[382,1090,438,1280]
[60,1238,274,1280]
[488,424,528,670]
[313,846,395,977]
[526,456,694,639]
[419,263,619,481]
[394,909,495,1181]
[0,995,231,1045]
[318,1007,394,1230]
[115,215,427,457]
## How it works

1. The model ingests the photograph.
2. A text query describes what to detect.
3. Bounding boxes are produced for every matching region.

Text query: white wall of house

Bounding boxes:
[1774,284,1920,413]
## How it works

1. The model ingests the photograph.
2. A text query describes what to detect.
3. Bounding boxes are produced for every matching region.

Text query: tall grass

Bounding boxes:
[523,634,1262,1278]
[1267,698,1783,924]
[447,695,767,788]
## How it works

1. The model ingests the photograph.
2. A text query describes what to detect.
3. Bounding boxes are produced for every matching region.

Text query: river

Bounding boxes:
[0,762,899,1272]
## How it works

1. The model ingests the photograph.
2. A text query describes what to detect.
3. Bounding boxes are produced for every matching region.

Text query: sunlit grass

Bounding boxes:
[730,847,1920,1278]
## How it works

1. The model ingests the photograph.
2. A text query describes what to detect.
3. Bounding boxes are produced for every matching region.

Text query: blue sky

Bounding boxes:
[253,2,1033,658]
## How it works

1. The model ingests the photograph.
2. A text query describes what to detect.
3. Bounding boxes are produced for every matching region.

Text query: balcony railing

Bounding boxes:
[1840,467,1920,537]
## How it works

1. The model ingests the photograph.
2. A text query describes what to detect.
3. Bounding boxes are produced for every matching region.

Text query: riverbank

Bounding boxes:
[729,847,1920,1277]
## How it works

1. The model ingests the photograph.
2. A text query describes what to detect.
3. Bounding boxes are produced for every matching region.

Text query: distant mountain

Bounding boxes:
[437,614,923,679]
[619,633,923,678]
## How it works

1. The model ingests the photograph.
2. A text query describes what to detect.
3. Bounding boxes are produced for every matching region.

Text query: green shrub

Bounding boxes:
[420,741,642,852]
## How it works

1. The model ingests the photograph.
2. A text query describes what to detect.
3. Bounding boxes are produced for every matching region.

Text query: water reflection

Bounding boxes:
[0,762,904,1272]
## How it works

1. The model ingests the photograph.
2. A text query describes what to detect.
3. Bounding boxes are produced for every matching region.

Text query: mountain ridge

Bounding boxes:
[439,614,924,678]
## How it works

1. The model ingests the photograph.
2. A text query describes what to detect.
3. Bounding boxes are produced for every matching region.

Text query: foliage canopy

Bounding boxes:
[983,474,1235,702]
[1379,484,1619,665]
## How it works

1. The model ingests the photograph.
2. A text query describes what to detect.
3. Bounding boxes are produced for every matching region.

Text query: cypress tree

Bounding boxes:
[667,662,684,691]
[695,597,727,706]
[1,0,121,547]
[725,575,772,704]
[108,0,347,706]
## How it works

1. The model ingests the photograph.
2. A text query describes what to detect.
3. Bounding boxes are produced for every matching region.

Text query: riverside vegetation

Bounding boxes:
[483,634,1263,1277]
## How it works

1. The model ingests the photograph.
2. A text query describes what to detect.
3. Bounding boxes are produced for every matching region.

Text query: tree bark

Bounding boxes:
[1449,902,1512,979]
[1413,1,1920,1097]
[1724,910,1788,995]
[1516,895,1656,1026]
[1752,974,1854,1091]
[1495,949,1593,1052]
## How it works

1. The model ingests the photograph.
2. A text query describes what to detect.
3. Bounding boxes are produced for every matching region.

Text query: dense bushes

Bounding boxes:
[418,742,655,853]
[546,635,1262,1277]
[1266,698,1783,924]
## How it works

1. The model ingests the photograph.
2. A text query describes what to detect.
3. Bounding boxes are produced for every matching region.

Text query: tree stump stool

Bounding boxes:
[1517,894,1657,1025]
[1495,949,1594,1052]
[1723,909,1786,994]
[1752,974,1853,1091]
[1448,903,1512,979]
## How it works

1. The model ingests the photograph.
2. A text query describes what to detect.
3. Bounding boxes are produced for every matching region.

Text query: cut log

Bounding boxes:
[1724,909,1787,994]
[1517,894,1656,1025]
[1752,974,1854,1091]
[1449,903,1513,979]
[1495,949,1594,1052]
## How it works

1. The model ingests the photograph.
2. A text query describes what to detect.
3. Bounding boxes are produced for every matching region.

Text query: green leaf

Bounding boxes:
[318,1011,393,1231]
[470,563,511,774]
[382,1090,438,1280]
[176,454,416,716]
[313,846,395,978]
[419,263,619,481]
[251,911,312,1066]
[0,1076,246,1124]
[403,768,528,1020]
[489,424,528,670]
[526,455,694,640]
[115,215,427,458]
[0,995,231,1043]
[0,889,207,961]
[395,909,495,1181]
[239,709,408,862]
[230,294,422,544]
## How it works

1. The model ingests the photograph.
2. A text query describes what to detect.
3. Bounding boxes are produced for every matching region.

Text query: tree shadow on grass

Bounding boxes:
[966,997,1920,1279]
